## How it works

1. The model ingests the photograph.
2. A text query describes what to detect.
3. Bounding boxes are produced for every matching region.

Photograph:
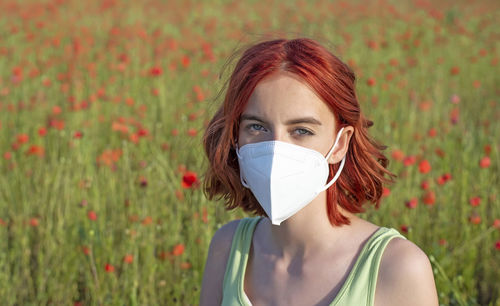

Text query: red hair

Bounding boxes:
[203,37,396,226]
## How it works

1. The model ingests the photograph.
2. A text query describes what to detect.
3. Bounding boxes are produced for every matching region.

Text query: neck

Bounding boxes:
[264,192,357,259]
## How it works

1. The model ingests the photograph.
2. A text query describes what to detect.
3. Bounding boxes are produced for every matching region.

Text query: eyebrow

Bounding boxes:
[240,114,322,126]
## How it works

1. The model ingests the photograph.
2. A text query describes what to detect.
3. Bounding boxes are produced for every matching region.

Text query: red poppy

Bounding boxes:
[436,173,452,185]
[493,219,500,229]
[419,160,431,174]
[450,66,460,75]
[422,191,435,206]
[141,216,153,225]
[479,156,490,168]
[469,196,481,207]
[172,243,185,256]
[405,198,418,209]
[17,133,29,144]
[482,145,491,156]
[52,105,62,115]
[104,263,115,273]
[150,66,162,76]
[420,180,429,190]
[82,246,90,256]
[181,171,199,188]
[38,127,47,136]
[29,217,39,227]
[495,241,500,251]
[26,145,45,157]
[403,155,416,166]
[366,78,376,86]
[73,131,83,139]
[123,254,133,264]
[382,187,390,197]
[469,213,481,225]
[392,150,405,161]
[87,210,97,221]
[181,55,190,68]
[400,225,409,233]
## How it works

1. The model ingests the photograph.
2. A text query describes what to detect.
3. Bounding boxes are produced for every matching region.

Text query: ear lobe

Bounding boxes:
[327,127,354,164]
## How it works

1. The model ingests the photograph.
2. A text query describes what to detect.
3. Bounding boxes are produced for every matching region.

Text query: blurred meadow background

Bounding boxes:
[0,0,499,305]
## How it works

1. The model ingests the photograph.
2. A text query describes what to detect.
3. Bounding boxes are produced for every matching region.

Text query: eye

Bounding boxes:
[293,128,314,136]
[247,123,267,132]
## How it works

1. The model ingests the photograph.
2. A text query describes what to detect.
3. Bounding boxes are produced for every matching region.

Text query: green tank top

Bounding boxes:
[221,216,406,306]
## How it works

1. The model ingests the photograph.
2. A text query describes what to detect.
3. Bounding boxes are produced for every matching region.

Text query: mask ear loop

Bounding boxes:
[319,127,346,192]
[236,143,251,188]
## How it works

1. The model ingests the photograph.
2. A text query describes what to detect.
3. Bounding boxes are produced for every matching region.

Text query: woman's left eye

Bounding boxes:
[294,128,314,136]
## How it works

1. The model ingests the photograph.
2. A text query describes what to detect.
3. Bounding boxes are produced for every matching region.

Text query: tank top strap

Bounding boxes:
[331,227,406,306]
[222,217,262,306]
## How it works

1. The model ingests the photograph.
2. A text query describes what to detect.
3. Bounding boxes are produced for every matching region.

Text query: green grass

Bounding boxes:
[0,0,498,305]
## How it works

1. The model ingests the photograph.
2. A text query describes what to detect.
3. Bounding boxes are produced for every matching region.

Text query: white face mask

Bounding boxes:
[236,127,346,225]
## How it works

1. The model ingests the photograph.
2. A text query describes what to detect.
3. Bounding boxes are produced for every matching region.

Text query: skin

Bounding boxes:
[200,72,439,305]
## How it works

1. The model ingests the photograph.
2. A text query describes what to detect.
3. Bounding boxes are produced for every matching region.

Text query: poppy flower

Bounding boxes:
[450,94,460,104]
[405,198,418,209]
[496,241,500,251]
[422,191,435,206]
[436,173,452,185]
[87,210,97,221]
[38,127,47,136]
[391,149,404,161]
[469,213,481,225]
[123,254,133,264]
[73,131,83,139]
[82,246,90,255]
[366,78,376,86]
[17,134,29,144]
[150,66,162,76]
[484,145,491,156]
[493,219,500,229]
[181,171,199,188]
[403,155,416,166]
[52,105,62,115]
[29,218,39,227]
[172,243,185,256]
[479,156,490,168]
[26,145,45,157]
[382,187,390,197]
[104,263,115,273]
[419,160,431,174]
[181,55,190,68]
[420,180,430,190]
[469,196,481,207]
[450,66,460,75]
[400,225,409,233]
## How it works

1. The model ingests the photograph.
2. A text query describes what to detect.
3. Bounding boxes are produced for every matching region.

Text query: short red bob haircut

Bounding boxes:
[203,37,396,226]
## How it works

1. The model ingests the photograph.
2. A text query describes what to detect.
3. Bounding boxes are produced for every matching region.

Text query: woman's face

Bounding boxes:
[238,72,344,161]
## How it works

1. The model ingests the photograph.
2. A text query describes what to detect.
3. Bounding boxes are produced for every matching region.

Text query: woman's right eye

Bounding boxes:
[247,123,266,132]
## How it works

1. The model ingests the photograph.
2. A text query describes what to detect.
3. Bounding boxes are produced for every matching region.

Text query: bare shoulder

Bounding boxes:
[375,237,439,306]
[199,219,241,305]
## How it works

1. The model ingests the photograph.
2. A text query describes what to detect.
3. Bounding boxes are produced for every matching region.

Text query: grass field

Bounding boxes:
[0,0,499,305]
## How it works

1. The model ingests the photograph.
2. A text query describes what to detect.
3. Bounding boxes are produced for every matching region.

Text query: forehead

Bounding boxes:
[243,72,335,123]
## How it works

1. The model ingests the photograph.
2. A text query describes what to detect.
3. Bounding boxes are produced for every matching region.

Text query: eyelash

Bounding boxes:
[246,124,314,136]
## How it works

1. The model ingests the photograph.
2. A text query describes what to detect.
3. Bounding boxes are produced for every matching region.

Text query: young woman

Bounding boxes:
[199,38,438,305]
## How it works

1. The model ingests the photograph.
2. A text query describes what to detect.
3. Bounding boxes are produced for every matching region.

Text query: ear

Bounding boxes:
[327,126,354,164]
